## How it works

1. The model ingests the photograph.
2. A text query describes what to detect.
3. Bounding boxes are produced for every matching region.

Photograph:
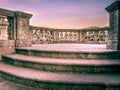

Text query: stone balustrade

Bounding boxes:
[30,26,54,44]
[30,26,109,44]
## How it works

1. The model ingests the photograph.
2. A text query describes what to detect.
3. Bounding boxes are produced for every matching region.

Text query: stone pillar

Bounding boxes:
[78,31,80,43]
[53,30,59,43]
[79,31,84,43]
[14,11,32,47]
[106,0,120,50]
[79,31,85,43]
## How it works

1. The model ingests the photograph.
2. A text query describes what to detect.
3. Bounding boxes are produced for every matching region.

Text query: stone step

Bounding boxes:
[0,78,36,90]
[2,54,120,74]
[0,63,120,90]
[15,47,120,59]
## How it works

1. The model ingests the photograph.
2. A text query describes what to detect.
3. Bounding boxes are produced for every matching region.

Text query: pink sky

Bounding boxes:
[0,0,116,29]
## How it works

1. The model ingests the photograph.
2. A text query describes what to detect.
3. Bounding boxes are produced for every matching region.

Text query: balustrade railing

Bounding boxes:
[30,26,53,44]
[30,26,109,44]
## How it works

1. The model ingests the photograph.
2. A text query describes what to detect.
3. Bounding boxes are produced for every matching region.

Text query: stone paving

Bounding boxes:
[0,77,50,90]
[31,44,114,52]
[0,78,36,90]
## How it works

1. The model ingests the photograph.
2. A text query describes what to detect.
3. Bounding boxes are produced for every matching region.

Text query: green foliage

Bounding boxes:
[7,24,11,40]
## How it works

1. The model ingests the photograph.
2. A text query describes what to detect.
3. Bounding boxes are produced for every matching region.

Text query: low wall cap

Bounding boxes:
[106,0,120,12]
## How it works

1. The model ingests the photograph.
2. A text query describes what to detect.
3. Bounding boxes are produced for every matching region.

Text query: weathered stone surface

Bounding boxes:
[2,54,120,74]
[0,78,36,90]
[1,63,120,90]
[0,40,15,60]
[15,47,120,59]
[15,40,32,47]
[106,0,120,50]
[30,26,109,44]
[0,8,14,17]
[1,43,120,90]
[15,11,32,19]
[0,8,32,48]
[0,7,109,48]
[0,1,120,89]
[30,26,54,44]
[14,11,32,47]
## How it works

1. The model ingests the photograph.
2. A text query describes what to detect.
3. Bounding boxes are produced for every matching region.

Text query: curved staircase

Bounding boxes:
[0,44,120,90]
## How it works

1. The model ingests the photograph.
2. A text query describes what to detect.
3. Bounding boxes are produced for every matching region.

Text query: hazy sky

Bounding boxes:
[0,0,116,29]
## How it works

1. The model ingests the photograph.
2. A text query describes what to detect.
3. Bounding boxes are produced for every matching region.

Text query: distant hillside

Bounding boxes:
[83,26,109,29]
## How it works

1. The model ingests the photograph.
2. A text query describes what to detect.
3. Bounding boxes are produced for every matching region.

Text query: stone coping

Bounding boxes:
[106,0,120,12]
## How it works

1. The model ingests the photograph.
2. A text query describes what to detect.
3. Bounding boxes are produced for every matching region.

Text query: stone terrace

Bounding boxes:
[0,0,120,90]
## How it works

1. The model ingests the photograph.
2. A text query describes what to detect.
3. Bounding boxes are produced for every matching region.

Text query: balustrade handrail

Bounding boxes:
[30,26,109,44]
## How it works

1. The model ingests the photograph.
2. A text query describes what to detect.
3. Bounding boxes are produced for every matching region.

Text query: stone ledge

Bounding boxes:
[106,1,120,12]
[0,8,14,17]
[14,11,32,19]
